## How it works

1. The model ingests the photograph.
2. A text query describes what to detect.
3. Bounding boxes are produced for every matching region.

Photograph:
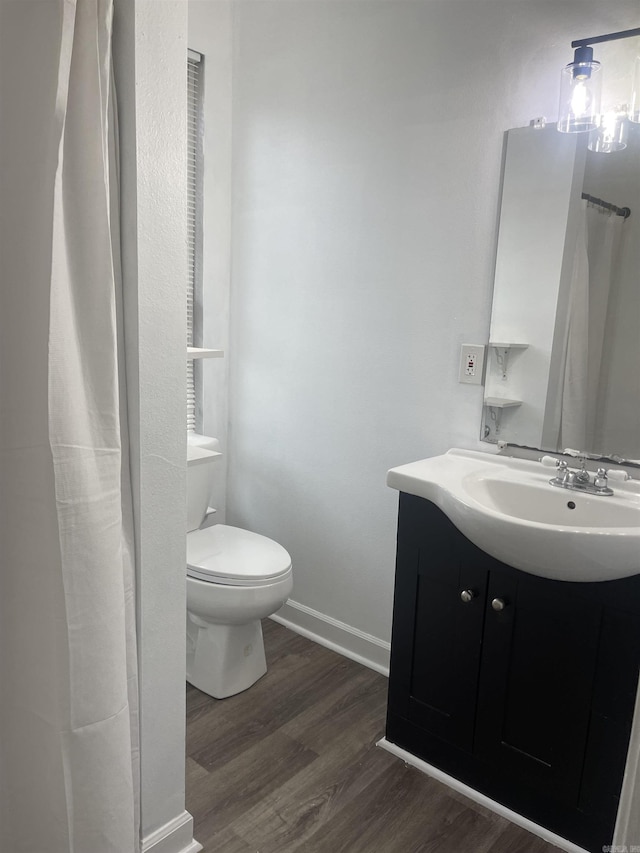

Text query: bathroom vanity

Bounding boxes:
[386,466,640,853]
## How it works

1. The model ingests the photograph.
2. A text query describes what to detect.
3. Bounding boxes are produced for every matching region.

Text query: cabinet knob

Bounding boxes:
[491,597,507,612]
[460,589,476,603]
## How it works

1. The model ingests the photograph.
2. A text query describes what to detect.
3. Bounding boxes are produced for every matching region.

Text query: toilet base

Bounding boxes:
[186,615,267,699]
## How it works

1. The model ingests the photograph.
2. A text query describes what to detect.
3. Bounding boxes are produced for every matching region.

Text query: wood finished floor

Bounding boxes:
[186,620,562,853]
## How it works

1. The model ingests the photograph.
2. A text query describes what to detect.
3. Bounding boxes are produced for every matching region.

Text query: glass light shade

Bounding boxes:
[557,60,602,133]
[630,55,640,123]
[588,107,628,152]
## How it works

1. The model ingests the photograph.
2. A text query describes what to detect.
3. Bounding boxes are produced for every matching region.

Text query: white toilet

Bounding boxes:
[186,435,293,699]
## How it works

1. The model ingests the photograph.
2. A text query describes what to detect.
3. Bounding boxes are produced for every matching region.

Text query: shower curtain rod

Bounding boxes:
[582,192,631,219]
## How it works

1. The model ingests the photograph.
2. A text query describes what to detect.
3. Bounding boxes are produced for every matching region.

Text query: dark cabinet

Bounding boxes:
[386,493,640,853]
[474,568,601,804]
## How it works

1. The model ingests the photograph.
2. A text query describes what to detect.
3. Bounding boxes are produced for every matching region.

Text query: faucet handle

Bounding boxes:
[594,468,608,489]
[540,455,559,468]
[593,468,615,495]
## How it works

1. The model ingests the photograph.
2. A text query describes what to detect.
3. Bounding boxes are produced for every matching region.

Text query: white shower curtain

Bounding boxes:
[0,1,139,851]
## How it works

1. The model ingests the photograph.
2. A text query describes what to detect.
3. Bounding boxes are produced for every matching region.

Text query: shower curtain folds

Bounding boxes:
[0,1,139,851]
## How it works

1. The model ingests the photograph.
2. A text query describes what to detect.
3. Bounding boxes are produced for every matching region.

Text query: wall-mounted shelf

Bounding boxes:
[483,397,522,408]
[483,398,521,437]
[187,347,224,359]
[186,445,223,466]
[488,343,528,350]
[488,343,528,379]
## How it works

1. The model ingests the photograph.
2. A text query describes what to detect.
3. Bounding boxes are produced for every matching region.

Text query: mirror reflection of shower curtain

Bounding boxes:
[559,201,623,452]
[586,205,624,452]
[559,201,589,450]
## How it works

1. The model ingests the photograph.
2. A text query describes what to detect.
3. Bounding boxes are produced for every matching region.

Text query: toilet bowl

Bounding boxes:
[186,436,293,699]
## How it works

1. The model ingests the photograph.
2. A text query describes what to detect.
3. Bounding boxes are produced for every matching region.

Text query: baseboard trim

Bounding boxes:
[141,810,203,853]
[377,738,589,853]
[271,599,390,676]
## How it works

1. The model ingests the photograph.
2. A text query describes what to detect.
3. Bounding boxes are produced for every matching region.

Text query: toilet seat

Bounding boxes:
[187,524,292,587]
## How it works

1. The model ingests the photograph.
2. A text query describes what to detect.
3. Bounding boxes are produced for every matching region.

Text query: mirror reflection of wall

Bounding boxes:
[483,123,640,463]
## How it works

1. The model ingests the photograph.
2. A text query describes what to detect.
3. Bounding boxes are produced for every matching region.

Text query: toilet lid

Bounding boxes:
[187,524,292,587]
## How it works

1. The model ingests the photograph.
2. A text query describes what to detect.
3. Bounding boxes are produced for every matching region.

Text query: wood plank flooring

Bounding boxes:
[186,620,562,853]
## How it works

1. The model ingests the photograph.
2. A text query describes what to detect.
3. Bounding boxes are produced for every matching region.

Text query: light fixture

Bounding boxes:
[558,46,602,133]
[588,106,628,152]
[557,27,640,135]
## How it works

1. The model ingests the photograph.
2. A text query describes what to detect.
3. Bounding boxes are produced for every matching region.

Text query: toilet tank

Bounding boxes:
[187,434,222,532]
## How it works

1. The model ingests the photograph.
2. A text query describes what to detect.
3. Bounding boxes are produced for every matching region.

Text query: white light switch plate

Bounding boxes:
[459,344,486,385]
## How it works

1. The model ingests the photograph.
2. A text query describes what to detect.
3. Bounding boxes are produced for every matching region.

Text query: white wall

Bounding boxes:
[113,3,198,851]
[134,3,637,842]
[223,1,639,655]
[228,0,498,649]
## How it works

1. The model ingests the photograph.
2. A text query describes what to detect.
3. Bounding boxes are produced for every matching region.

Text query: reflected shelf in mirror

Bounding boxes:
[488,342,528,380]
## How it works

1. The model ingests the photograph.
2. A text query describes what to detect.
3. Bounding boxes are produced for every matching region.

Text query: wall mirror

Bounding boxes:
[482,122,640,463]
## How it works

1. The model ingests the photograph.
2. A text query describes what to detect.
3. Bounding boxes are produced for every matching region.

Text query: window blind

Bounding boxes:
[187,50,204,431]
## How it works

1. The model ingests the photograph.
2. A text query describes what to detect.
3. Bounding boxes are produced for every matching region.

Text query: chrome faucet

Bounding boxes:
[549,458,614,496]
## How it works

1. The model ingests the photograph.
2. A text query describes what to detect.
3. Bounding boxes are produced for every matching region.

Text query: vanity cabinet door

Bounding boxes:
[406,550,488,751]
[474,570,601,805]
[580,607,640,823]
[388,494,489,752]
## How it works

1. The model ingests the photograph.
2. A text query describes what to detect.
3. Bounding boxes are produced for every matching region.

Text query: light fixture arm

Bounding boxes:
[571,27,640,50]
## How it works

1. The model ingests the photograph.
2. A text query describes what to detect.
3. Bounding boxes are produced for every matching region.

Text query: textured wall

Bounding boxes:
[225,1,639,644]
[113,0,191,845]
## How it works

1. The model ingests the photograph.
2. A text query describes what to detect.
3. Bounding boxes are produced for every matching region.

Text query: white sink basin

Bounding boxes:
[387,449,640,582]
